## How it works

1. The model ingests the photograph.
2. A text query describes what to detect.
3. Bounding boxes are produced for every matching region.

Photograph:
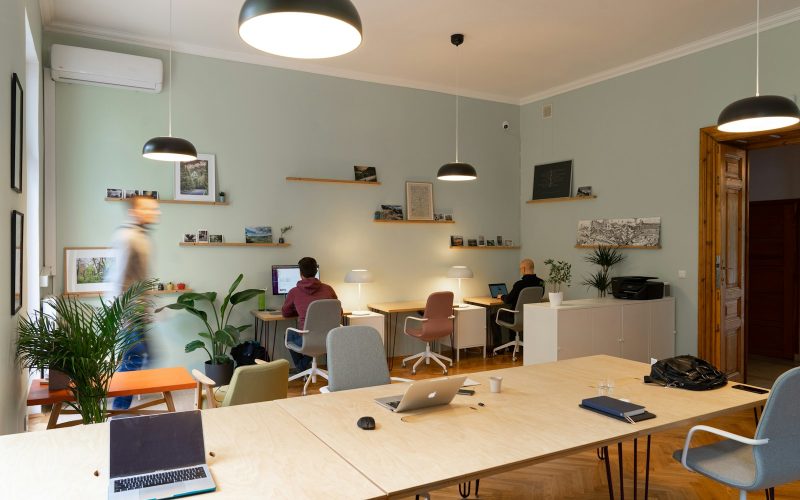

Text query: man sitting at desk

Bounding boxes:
[281,257,338,372]
[495,259,544,341]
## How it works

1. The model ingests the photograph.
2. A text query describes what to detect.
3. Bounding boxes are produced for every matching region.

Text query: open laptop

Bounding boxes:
[375,376,467,412]
[108,410,216,500]
[489,283,508,298]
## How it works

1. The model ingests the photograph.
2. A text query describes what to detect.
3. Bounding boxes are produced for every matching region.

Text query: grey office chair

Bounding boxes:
[320,325,410,393]
[674,366,800,500]
[493,286,544,361]
[285,299,341,395]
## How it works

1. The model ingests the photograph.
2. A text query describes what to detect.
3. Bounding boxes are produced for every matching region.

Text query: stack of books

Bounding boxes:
[579,396,655,423]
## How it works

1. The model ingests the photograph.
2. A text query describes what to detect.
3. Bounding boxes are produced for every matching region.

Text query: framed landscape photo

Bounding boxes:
[175,154,215,202]
[406,181,434,220]
[11,211,23,314]
[11,73,23,193]
[64,247,117,295]
[354,165,377,182]
[245,226,272,244]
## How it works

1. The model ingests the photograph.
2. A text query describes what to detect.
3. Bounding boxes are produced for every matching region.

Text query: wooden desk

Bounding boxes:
[250,309,294,361]
[0,403,384,499]
[368,301,428,367]
[27,367,195,429]
[463,296,504,307]
[276,355,768,498]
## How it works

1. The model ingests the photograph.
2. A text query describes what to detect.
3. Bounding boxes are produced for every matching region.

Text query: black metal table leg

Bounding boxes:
[633,438,638,500]
[645,435,651,500]
[603,445,614,500]
[618,442,625,500]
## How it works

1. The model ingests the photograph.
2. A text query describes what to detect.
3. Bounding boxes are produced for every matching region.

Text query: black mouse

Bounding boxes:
[357,416,375,430]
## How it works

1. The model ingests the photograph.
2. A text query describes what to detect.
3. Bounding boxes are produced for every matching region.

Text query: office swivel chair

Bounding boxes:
[193,358,289,409]
[674,366,800,500]
[321,325,411,393]
[493,286,544,361]
[285,299,342,395]
[401,291,455,375]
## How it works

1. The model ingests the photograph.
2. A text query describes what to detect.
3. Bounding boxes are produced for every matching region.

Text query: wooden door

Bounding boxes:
[748,200,799,359]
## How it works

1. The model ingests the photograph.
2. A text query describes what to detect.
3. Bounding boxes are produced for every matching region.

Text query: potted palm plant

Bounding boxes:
[582,245,625,297]
[543,259,572,307]
[156,274,261,385]
[16,280,153,425]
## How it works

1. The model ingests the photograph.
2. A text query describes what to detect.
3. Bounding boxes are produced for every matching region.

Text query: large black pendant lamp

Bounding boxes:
[437,34,477,182]
[717,0,800,133]
[142,0,197,162]
[238,0,362,59]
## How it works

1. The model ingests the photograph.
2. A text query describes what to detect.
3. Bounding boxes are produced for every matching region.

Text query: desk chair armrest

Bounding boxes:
[448,315,455,320]
[285,327,310,349]
[390,377,413,383]
[192,369,217,409]
[495,307,518,322]
[403,315,428,331]
[680,424,769,471]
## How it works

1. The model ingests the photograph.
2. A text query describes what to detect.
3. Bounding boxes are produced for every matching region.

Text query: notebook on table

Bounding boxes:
[579,395,656,423]
[488,283,508,298]
[108,410,216,500]
[375,376,467,413]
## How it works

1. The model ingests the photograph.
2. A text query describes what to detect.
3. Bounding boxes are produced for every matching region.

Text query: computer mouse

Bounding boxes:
[357,416,376,430]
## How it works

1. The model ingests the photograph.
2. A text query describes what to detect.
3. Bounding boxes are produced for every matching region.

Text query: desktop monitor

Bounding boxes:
[271,265,320,295]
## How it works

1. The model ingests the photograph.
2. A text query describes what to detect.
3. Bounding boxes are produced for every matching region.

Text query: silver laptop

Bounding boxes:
[375,376,467,412]
[108,410,216,500]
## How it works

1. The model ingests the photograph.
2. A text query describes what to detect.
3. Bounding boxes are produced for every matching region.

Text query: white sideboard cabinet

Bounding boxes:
[523,297,675,365]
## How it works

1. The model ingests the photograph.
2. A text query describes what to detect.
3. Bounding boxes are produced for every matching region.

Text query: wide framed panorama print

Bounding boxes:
[175,154,215,202]
[11,73,23,193]
[64,247,117,295]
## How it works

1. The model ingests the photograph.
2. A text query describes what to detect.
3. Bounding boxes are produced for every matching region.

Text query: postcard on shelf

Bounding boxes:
[380,204,404,220]
[450,235,464,247]
[354,165,377,182]
[245,226,273,243]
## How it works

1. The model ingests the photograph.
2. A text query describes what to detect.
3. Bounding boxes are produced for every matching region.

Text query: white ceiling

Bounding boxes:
[40,0,800,104]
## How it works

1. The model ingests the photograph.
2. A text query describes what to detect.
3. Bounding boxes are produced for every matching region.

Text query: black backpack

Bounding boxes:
[230,341,267,368]
[644,355,727,390]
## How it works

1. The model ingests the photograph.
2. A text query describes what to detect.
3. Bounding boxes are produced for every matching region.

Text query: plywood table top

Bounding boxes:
[368,301,427,314]
[463,296,504,307]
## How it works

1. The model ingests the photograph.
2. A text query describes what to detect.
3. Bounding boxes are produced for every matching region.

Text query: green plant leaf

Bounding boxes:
[228,274,244,296]
[185,340,206,353]
[155,302,208,323]
[230,288,263,305]
[198,331,213,340]
[219,326,239,347]
[235,324,251,333]
[213,354,232,364]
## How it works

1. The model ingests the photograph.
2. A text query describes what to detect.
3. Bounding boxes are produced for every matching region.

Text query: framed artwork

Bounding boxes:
[175,153,215,202]
[405,181,434,220]
[532,160,572,200]
[11,73,23,193]
[576,217,661,248]
[245,226,272,244]
[354,165,377,182]
[64,247,117,295]
[11,211,23,314]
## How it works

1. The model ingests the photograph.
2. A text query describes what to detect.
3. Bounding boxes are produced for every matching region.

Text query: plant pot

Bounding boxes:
[278,237,285,244]
[549,292,564,307]
[204,360,234,386]
[48,369,70,391]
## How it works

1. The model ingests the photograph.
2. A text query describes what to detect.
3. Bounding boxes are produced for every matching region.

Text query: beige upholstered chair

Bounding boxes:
[193,358,289,409]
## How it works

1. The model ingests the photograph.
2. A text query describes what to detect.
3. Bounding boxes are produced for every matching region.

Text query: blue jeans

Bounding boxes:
[286,330,311,372]
[111,332,148,410]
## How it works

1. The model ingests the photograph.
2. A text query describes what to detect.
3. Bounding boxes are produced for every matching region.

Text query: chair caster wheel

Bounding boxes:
[411,370,416,375]
[401,362,406,367]
[443,370,448,375]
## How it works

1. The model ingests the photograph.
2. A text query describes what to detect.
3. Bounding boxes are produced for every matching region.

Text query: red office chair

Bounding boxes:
[401,291,455,374]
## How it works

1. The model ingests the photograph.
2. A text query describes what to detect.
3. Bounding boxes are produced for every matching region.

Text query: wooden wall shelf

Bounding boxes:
[373,220,454,224]
[106,198,228,206]
[575,244,660,249]
[180,242,290,247]
[450,246,520,250]
[286,177,381,186]
[526,196,597,204]
[64,288,194,297]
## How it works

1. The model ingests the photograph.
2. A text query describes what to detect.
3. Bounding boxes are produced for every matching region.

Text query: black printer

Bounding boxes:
[611,276,665,300]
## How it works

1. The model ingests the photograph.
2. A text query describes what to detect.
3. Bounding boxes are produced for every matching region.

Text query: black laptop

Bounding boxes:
[489,283,508,298]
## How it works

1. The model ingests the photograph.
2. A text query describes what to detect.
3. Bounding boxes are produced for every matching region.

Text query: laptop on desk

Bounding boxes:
[375,376,466,412]
[488,283,508,298]
[108,410,216,500]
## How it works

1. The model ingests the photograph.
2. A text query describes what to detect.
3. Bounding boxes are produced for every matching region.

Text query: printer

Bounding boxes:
[611,276,665,300]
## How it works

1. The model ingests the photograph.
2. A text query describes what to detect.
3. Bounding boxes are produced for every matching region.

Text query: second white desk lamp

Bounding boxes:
[344,269,374,315]
[447,265,473,308]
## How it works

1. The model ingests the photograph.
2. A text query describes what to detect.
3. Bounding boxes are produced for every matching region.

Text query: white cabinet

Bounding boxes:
[524,297,675,365]
[346,312,385,344]
[440,305,486,362]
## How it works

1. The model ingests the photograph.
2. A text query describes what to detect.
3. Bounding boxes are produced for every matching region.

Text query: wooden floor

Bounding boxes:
[27,348,800,499]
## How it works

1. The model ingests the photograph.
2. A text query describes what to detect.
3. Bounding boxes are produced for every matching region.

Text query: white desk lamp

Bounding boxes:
[344,269,374,316]
[447,265,473,308]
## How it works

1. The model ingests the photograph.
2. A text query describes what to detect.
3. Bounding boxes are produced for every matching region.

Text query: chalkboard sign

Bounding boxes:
[532,160,573,200]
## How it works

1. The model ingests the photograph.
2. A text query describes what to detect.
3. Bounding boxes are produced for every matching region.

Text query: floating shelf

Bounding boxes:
[286,177,381,186]
[450,246,520,250]
[575,244,660,249]
[105,198,228,206]
[526,196,597,204]
[64,288,194,297]
[373,219,455,224]
[180,242,290,247]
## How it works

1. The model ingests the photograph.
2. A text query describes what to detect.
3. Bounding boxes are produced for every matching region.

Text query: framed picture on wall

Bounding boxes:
[11,73,23,193]
[11,211,23,314]
[405,181,434,220]
[63,247,117,295]
[175,154,215,202]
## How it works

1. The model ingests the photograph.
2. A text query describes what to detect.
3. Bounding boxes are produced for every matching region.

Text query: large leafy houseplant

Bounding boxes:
[16,280,154,424]
[582,246,625,297]
[156,274,261,367]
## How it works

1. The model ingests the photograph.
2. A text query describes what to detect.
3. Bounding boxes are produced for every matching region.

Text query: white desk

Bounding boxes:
[440,304,486,361]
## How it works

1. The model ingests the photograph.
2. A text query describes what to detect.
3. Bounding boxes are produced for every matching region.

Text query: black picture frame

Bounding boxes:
[11,73,23,193]
[532,160,573,200]
[11,210,24,315]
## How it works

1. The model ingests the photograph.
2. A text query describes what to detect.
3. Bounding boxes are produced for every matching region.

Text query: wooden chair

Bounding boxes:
[193,358,289,409]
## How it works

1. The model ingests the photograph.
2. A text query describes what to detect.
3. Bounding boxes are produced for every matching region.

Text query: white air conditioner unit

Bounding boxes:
[51,44,163,93]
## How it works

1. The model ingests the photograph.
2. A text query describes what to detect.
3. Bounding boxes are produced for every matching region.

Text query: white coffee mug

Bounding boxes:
[489,376,503,393]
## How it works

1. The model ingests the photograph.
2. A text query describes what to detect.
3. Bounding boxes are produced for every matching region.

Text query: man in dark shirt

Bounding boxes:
[495,259,544,344]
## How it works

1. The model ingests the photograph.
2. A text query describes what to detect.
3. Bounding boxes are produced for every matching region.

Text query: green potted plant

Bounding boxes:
[543,259,572,307]
[582,245,625,297]
[279,225,293,244]
[16,280,154,425]
[156,274,261,385]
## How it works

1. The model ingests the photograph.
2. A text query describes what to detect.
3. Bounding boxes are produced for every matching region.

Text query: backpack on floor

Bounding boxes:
[644,355,727,390]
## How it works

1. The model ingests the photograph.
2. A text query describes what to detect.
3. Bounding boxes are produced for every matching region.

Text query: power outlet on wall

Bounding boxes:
[542,103,553,119]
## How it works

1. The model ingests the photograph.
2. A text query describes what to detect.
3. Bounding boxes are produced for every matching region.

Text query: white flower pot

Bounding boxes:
[549,292,563,307]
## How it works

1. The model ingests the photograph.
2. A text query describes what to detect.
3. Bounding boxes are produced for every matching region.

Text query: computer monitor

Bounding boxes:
[271,265,320,295]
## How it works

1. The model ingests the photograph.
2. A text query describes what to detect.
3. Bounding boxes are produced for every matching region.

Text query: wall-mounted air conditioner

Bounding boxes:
[50,44,163,93]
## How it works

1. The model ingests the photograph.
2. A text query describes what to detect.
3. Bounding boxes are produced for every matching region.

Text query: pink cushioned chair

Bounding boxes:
[401,291,455,375]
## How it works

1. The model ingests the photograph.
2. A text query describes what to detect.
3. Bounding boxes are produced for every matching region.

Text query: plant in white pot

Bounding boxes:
[543,258,571,307]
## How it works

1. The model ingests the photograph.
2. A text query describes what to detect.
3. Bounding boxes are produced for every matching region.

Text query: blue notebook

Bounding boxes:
[580,396,647,418]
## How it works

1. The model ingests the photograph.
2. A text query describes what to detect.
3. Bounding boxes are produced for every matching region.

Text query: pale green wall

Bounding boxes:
[44,33,521,371]
[0,0,42,435]
[520,20,800,355]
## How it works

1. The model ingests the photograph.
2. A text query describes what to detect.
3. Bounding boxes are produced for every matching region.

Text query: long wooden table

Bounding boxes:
[27,367,195,429]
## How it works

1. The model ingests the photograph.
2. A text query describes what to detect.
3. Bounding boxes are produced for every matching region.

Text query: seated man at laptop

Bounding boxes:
[281,257,338,372]
[495,259,544,341]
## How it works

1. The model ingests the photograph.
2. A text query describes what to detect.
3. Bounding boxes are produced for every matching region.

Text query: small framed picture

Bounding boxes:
[478,235,486,246]
[245,226,272,244]
[505,240,513,247]
[209,234,223,244]
[141,190,159,199]
[175,154,216,202]
[106,188,124,199]
[496,236,503,245]
[197,229,209,244]
[405,181,434,221]
[487,240,495,247]
[380,205,404,221]
[183,233,197,243]
[63,247,117,295]
[450,235,464,247]
[467,239,478,247]
[125,189,141,198]
[354,165,378,182]
[576,186,593,197]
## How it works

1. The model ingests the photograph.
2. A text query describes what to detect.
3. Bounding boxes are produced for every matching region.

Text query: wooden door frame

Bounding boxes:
[698,123,800,375]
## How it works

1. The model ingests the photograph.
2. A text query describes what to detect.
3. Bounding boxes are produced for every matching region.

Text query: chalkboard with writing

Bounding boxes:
[532,160,573,200]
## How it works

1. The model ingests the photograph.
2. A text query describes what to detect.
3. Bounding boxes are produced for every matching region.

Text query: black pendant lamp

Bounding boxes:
[142,0,197,162]
[238,0,362,59]
[717,0,800,133]
[438,34,477,182]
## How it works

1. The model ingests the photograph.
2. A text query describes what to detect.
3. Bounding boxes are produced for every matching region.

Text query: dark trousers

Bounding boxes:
[111,332,148,410]
[287,330,312,372]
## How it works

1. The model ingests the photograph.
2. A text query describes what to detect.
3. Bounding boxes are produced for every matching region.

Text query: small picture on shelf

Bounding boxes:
[141,190,159,199]
[380,204,404,221]
[478,235,486,246]
[487,240,495,247]
[450,235,464,247]
[467,239,478,247]
[445,214,453,221]
[197,229,209,244]
[245,226,273,243]
[354,165,378,182]
[183,233,197,243]
[106,188,124,199]
[504,240,513,247]
[434,211,453,221]
[497,236,503,245]
[125,189,141,198]
[576,186,593,197]
[209,234,223,243]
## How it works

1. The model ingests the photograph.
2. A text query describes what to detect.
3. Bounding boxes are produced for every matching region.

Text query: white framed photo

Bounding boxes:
[141,190,159,200]
[197,229,209,244]
[64,247,117,295]
[175,154,215,202]
[183,233,197,243]
[405,181,434,221]
[106,188,124,199]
